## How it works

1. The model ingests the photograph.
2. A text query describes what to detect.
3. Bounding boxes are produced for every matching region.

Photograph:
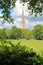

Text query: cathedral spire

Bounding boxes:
[20,5,25,29]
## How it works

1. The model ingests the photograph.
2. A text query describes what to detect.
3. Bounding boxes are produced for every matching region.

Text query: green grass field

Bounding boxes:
[10,39,43,56]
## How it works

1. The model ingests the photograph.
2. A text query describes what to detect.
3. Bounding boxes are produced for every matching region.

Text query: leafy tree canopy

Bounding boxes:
[0,0,16,23]
[20,0,43,16]
[33,24,43,40]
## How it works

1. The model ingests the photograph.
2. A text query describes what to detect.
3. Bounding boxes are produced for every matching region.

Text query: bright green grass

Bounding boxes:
[10,39,43,56]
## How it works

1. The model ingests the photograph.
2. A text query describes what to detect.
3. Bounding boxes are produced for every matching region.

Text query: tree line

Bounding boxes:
[0,24,43,40]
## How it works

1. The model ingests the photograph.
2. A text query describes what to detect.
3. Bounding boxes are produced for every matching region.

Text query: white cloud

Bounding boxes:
[0,13,3,17]
[11,0,28,18]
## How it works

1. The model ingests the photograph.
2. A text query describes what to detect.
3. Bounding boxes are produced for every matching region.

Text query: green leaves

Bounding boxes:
[27,0,43,16]
[20,0,43,16]
[0,41,43,65]
[33,24,43,40]
[20,0,28,3]
[0,0,16,23]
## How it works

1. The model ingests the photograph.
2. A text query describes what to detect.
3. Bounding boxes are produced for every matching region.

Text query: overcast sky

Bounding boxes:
[0,0,43,29]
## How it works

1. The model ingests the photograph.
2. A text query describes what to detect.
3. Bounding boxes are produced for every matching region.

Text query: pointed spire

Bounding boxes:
[20,5,25,29]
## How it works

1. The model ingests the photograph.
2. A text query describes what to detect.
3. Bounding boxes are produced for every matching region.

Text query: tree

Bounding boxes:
[33,24,43,40]
[0,29,7,39]
[0,0,16,23]
[22,29,32,39]
[20,0,43,16]
[17,28,22,39]
[9,26,19,39]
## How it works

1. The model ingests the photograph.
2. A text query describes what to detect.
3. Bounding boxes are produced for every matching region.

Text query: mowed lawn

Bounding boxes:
[11,39,43,56]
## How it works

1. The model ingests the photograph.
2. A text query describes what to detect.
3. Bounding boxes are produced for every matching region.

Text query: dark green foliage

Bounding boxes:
[21,29,32,39]
[20,0,28,4]
[0,29,7,39]
[9,26,22,39]
[20,0,43,16]
[0,25,43,40]
[0,0,16,23]
[0,41,43,65]
[9,26,32,39]
[33,24,43,40]
[28,0,43,16]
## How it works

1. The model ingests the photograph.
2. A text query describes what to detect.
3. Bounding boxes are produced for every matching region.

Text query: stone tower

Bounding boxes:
[20,5,25,29]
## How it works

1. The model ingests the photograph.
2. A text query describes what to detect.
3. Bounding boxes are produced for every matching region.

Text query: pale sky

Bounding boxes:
[0,0,43,29]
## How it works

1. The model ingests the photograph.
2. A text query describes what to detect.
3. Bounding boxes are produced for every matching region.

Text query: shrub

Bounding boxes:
[0,41,43,65]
